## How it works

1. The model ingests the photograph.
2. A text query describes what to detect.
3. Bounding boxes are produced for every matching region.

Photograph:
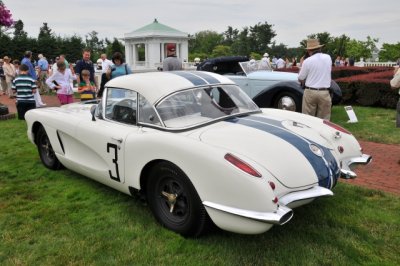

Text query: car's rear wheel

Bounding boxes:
[146,162,210,237]
[273,91,301,112]
[36,126,62,170]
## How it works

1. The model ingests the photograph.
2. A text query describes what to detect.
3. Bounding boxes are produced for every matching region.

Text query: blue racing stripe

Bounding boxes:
[228,115,339,188]
[172,71,208,86]
[191,71,221,84]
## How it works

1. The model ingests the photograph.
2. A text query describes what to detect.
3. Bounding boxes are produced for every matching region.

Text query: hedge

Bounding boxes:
[277,66,398,109]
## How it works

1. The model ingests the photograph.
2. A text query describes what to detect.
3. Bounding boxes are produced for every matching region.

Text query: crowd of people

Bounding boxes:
[1,41,397,126]
[0,44,183,120]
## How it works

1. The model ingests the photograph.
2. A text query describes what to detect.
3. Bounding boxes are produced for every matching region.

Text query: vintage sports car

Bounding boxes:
[25,71,370,236]
[197,56,342,112]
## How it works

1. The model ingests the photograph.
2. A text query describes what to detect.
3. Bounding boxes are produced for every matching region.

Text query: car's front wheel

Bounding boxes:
[36,126,62,170]
[273,91,301,112]
[146,162,210,237]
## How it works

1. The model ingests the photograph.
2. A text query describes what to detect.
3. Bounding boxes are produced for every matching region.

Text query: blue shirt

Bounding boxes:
[38,58,49,71]
[111,64,132,79]
[21,57,37,79]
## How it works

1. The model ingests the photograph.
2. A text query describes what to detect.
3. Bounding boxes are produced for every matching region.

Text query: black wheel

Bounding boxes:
[146,162,210,237]
[36,126,62,170]
[273,91,301,112]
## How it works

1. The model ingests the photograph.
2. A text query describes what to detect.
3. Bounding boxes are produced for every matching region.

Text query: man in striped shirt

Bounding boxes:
[12,64,37,120]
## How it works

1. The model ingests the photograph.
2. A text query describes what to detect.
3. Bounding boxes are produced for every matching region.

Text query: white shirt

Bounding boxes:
[298,53,332,88]
[101,59,113,73]
[276,58,286,69]
[46,69,77,95]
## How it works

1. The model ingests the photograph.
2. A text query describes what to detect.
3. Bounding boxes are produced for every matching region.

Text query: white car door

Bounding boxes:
[75,88,139,187]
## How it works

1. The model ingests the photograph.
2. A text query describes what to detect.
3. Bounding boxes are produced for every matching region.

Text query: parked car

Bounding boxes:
[25,71,370,236]
[197,56,342,112]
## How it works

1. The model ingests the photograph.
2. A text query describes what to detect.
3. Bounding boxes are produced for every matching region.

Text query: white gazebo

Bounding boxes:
[124,19,190,70]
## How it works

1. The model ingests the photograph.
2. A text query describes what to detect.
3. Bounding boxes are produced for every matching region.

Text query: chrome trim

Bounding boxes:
[279,186,333,206]
[340,154,372,179]
[203,201,293,225]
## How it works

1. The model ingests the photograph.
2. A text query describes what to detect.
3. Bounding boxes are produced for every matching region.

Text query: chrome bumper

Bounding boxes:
[203,201,293,225]
[279,186,333,206]
[340,154,372,179]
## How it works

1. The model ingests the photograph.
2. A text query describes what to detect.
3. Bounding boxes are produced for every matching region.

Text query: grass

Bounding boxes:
[0,107,399,265]
[331,105,400,144]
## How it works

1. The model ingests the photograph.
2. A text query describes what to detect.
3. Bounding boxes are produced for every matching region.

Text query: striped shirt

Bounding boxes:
[12,74,37,103]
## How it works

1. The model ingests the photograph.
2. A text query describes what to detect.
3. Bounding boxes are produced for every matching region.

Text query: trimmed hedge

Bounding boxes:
[277,66,398,109]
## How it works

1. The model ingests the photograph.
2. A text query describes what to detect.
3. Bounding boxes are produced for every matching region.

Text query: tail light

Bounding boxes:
[224,153,262,178]
[323,120,351,135]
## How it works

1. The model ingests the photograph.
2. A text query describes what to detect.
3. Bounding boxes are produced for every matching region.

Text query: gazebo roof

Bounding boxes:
[124,19,189,39]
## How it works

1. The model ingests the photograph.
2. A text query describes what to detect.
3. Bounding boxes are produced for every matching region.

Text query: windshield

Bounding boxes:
[240,60,272,75]
[156,85,259,129]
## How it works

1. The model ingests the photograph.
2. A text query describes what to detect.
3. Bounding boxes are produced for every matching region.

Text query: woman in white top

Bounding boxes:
[46,61,77,105]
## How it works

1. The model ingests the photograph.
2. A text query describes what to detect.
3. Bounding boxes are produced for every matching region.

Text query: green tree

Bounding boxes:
[189,30,223,56]
[231,27,251,56]
[211,45,231,58]
[85,30,104,61]
[378,42,400,62]
[345,36,378,61]
[222,26,239,46]
[37,22,57,61]
[248,21,276,54]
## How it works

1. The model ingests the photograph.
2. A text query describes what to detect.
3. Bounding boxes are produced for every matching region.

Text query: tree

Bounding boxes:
[222,26,239,46]
[248,21,276,54]
[211,45,231,58]
[346,36,379,61]
[37,22,57,60]
[230,27,251,56]
[378,43,400,62]
[85,30,104,60]
[189,30,223,56]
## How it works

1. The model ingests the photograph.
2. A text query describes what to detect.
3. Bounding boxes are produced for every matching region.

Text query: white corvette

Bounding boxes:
[25,71,371,236]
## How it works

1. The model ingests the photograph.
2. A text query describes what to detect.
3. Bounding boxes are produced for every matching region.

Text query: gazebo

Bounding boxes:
[124,19,190,70]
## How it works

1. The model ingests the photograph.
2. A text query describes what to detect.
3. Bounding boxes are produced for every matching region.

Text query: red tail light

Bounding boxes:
[224,153,262,178]
[323,120,351,135]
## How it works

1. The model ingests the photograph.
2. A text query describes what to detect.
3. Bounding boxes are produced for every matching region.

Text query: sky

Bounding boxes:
[4,0,400,48]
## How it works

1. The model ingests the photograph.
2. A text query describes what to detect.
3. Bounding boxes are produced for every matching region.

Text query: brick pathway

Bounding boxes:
[1,94,399,195]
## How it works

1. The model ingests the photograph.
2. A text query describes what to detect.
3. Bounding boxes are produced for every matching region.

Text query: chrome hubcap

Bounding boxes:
[277,96,296,111]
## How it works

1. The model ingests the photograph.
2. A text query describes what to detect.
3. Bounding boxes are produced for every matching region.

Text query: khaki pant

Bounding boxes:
[302,89,332,120]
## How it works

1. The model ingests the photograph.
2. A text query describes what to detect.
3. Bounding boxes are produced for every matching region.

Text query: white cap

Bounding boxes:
[263,53,269,57]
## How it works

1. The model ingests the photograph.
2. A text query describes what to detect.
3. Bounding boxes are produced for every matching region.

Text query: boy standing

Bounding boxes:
[12,64,37,120]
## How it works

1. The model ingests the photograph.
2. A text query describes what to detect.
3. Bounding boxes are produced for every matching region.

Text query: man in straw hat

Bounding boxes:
[298,39,333,120]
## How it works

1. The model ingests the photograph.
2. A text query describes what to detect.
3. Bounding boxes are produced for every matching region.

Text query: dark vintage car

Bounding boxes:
[197,56,342,112]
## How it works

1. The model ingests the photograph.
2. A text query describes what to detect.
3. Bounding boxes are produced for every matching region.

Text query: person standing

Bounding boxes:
[46,61,77,105]
[275,56,286,69]
[75,48,97,89]
[97,53,113,98]
[78,69,96,101]
[298,39,332,120]
[106,52,132,80]
[162,44,182,71]
[37,54,49,94]
[390,66,400,127]
[21,51,46,107]
[11,64,37,120]
[0,58,7,96]
[3,56,16,98]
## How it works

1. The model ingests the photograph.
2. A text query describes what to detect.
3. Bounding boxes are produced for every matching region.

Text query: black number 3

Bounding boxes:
[107,143,120,182]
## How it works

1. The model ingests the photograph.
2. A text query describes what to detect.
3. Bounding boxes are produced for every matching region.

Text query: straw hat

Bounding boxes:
[306,39,324,50]
[3,56,10,61]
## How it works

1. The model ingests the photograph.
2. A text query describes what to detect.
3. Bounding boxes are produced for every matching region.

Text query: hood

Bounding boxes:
[199,114,339,189]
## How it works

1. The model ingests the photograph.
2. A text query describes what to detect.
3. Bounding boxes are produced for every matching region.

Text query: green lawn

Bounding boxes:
[0,107,399,265]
